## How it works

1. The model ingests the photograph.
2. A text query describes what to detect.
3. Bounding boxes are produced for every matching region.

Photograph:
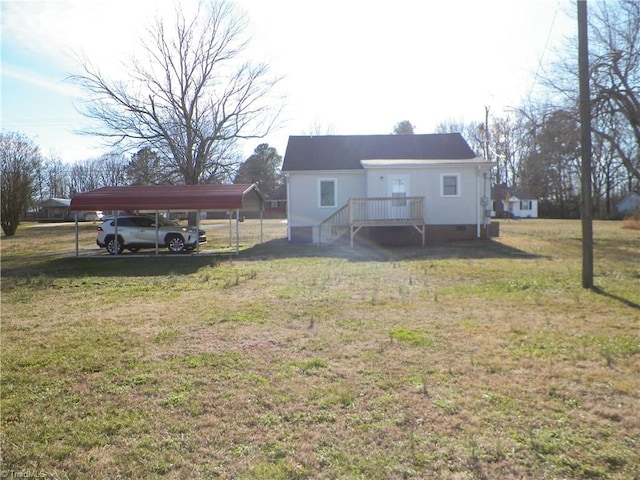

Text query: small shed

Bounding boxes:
[70,184,264,255]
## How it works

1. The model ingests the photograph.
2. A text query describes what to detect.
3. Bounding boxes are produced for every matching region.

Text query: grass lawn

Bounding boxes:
[1,219,638,479]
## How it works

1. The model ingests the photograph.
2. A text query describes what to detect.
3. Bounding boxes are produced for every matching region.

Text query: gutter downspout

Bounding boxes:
[285,173,291,242]
[114,211,119,256]
[196,210,201,253]
[236,208,240,255]
[482,172,489,238]
[75,212,79,257]
[155,211,159,255]
[476,166,481,239]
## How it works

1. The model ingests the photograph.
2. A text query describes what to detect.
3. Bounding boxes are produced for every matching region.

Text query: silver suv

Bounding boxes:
[96,215,206,254]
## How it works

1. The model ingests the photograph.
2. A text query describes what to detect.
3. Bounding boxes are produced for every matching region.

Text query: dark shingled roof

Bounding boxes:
[70,184,263,211]
[282,133,477,171]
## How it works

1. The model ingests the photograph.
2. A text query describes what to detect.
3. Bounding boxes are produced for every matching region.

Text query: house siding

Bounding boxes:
[287,170,365,240]
[287,165,492,243]
[364,165,488,225]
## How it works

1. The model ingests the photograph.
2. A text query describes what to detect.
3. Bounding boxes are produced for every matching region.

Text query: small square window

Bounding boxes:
[441,175,459,196]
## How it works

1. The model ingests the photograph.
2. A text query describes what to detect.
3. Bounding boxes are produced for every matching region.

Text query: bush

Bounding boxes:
[622,210,640,230]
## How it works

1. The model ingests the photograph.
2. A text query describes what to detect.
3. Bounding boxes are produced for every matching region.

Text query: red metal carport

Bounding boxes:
[70,184,264,256]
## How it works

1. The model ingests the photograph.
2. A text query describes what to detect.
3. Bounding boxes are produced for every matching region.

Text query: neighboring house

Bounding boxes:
[263,198,287,219]
[36,198,102,222]
[616,192,640,214]
[493,185,538,219]
[281,133,497,246]
[36,198,84,222]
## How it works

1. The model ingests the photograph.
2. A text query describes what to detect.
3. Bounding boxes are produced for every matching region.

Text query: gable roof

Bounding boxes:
[282,133,478,171]
[506,188,536,200]
[70,184,263,212]
[40,198,71,208]
[494,184,536,201]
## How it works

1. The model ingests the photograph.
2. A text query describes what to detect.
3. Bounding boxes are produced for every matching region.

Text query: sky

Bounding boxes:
[1,0,575,164]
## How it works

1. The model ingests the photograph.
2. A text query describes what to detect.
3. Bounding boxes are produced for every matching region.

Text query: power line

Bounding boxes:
[527,0,563,100]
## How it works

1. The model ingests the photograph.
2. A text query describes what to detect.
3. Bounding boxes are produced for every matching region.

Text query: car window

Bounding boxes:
[134,217,155,227]
[112,217,136,227]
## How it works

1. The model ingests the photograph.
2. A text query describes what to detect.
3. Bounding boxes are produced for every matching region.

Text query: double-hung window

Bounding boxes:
[390,176,408,206]
[441,174,460,197]
[319,179,337,207]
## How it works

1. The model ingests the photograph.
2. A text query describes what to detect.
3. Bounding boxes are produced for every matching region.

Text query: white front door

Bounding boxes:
[388,175,409,219]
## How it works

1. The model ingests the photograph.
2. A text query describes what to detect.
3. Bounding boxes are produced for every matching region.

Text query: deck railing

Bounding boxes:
[349,196,424,225]
[319,196,424,246]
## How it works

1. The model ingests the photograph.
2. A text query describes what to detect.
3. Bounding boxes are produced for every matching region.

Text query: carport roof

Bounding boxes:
[70,184,263,211]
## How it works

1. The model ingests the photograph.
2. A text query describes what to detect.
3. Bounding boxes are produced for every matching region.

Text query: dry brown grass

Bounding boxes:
[1,219,639,479]
[622,213,640,230]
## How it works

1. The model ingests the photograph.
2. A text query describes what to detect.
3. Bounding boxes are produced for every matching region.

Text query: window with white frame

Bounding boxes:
[319,179,337,207]
[520,200,532,210]
[441,174,460,197]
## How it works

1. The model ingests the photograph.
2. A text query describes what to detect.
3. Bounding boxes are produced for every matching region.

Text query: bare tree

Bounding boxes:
[435,118,488,158]
[1,131,42,236]
[41,157,71,199]
[491,116,524,187]
[589,0,640,183]
[305,118,336,136]
[520,109,582,217]
[99,153,128,187]
[69,159,101,195]
[541,0,640,185]
[72,0,281,186]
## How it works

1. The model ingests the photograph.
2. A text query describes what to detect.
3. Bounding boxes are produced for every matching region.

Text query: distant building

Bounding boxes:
[36,198,100,222]
[493,185,538,219]
[37,198,74,222]
[616,192,640,214]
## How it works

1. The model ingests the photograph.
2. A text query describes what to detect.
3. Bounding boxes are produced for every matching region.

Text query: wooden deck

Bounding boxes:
[319,197,425,247]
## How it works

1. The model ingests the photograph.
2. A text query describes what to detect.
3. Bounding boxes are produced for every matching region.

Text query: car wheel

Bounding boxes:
[167,234,185,253]
[106,236,124,255]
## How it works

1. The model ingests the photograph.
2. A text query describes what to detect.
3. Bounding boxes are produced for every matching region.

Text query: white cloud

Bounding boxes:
[2,62,82,97]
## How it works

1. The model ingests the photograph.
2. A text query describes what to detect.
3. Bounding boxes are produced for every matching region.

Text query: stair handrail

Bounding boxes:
[318,200,351,246]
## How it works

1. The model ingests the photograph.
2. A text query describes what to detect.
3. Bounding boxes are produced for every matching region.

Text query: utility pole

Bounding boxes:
[484,106,492,166]
[578,0,594,289]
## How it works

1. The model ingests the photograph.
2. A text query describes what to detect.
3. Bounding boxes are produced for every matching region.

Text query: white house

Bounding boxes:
[282,133,497,246]
[505,189,538,219]
[492,185,538,219]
